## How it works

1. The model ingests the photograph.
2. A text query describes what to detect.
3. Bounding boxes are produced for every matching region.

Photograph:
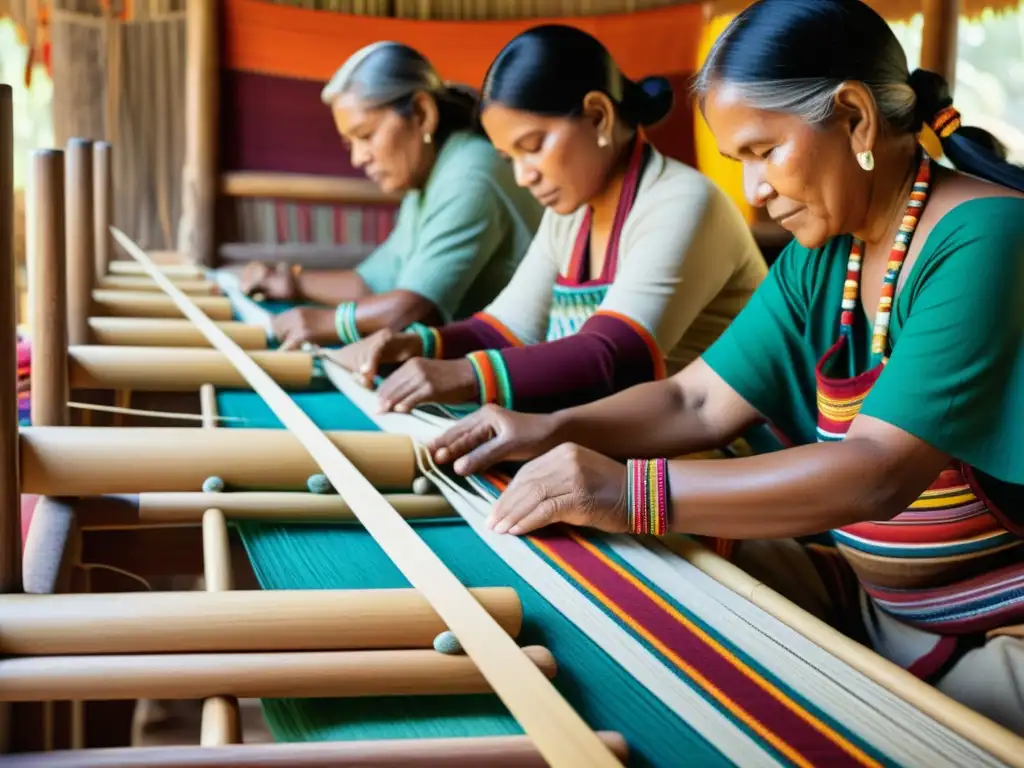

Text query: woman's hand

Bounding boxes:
[271,307,339,351]
[429,404,560,476]
[327,329,423,387]
[375,358,478,413]
[485,443,629,536]
[240,262,300,301]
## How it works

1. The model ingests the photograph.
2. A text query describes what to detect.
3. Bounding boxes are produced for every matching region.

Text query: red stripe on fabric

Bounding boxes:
[333,207,347,244]
[528,527,873,766]
[274,202,290,242]
[906,636,958,680]
[297,204,312,243]
[840,512,999,545]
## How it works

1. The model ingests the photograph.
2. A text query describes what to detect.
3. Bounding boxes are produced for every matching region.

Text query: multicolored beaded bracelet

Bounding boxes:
[626,458,669,536]
[334,302,361,345]
[405,322,441,359]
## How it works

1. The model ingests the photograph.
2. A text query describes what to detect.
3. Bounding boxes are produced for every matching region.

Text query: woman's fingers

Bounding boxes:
[376,368,419,412]
[433,421,495,464]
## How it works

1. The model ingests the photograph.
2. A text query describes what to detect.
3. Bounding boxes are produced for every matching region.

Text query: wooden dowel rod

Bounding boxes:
[200,387,241,747]
[88,317,267,349]
[65,137,94,346]
[0,732,629,767]
[0,588,522,655]
[91,289,233,320]
[69,346,311,390]
[114,220,618,766]
[27,149,69,428]
[0,646,556,701]
[20,427,416,494]
[661,535,1024,768]
[141,491,450,525]
[92,141,112,278]
[97,275,217,294]
[221,171,400,205]
[0,84,19,596]
[108,260,202,277]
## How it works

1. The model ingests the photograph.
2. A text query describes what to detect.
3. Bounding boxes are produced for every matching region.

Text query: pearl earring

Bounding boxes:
[597,135,609,148]
[857,150,874,171]
[423,133,433,145]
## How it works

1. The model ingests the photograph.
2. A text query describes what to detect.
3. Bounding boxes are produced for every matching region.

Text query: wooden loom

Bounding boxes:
[6,108,1024,768]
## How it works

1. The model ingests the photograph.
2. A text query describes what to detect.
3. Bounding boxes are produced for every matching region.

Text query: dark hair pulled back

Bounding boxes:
[481,24,674,129]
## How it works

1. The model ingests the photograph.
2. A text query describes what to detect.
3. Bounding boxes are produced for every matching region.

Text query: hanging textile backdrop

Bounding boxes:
[220,0,703,250]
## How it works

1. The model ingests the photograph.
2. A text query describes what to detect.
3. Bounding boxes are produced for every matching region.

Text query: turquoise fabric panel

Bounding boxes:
[216,388,730,768]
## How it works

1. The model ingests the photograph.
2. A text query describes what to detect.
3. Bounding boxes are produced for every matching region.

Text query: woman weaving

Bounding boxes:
[332,25,766,415]
[427,0,1024,734]
[240,42,542,350]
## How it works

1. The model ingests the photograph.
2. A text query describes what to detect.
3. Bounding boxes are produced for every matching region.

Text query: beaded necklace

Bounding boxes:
[839,153,933,366]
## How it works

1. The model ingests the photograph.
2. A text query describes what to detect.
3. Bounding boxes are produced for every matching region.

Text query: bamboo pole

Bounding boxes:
[27,150,69,428]
[87,317,267,349]
[93,141,113,278]
[0,84,19,595]
[112,228,620,765]
[182,0,218,267]
[0,732,629,767]
[68,346,312,390]
[20,427,417,494]
[65,138,95,346]
[0,588,522,655]
[921,0,960,87]
[45,492,452,529]
[0,646,557,702]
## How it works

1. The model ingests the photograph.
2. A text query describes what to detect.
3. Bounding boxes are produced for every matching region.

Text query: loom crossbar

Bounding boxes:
[111,226,622,768]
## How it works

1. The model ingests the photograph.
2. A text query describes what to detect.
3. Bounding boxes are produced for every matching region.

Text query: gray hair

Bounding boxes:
[691,21,918,134]
[320,41,443,108]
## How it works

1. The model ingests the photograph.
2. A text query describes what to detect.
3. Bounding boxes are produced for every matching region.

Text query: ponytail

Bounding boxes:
[910,68,1024,192]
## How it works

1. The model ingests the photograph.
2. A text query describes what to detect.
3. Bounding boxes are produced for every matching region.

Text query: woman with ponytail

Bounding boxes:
[334,25,766,415]
[241,42,543,350]
[424,0,1024,732]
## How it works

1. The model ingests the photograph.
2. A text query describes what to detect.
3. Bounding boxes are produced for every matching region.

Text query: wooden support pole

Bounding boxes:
[0,732,629,767]
[0,84,19,594]
[181,0,219,267]
[0,588,522,655]
[65,138,94,346]
[92,141,112,278]
[27,150,69,428]
[20,427,416,495]
[921,0,960,87]
[0,646,557,702]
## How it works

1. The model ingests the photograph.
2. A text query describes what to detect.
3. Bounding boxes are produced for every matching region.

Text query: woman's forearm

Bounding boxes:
[296,270,371,305]
[665,438,904,539]
[551,377,749,460]
[353,291,442,336]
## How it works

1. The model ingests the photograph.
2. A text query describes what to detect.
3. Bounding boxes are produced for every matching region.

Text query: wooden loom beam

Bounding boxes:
[112,227,624,766]
[0,733,629,767]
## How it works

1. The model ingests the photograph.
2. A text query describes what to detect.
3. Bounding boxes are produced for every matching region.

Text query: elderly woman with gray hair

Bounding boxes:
[241,42,542,350]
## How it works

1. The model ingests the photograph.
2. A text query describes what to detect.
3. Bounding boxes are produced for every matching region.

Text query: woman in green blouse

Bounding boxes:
[426,0,1024,735]
[240,41,542,350]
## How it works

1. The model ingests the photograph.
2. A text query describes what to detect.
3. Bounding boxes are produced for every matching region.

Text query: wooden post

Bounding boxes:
[0,85,19,595]
[65,138,94,346]
[181,0,219,268]
[27,150,69,428]
[93,142,113,279]
[0,82,19,756]
[921,0,960,88]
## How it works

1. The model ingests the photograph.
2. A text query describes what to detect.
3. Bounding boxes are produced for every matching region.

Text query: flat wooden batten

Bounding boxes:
[112,226,623,767]
[87,317,268,349]
[0,588,522,655]
[0,733,629,767]
[19,426,417,494]
[68,345,311,389]
[91,289,233,320]
[97,275,219,294]
[0,646,557,702]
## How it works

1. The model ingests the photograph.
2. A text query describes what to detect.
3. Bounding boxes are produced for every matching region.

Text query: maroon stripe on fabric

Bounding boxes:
[297,204,312,242]
[532,529,867,766]
[221,69,355,176]
[275,202,289,242]
[436,317,513,359]
[333,208,347,244]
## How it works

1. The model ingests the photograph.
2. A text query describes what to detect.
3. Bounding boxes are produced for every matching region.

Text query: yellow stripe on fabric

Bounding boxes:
[534,530,881,768]
[908,490,978,510]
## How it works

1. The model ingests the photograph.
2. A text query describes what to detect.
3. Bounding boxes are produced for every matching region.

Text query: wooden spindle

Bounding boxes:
[93,142,113,279]
[27,150,68,429]
[65,138,94,346]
